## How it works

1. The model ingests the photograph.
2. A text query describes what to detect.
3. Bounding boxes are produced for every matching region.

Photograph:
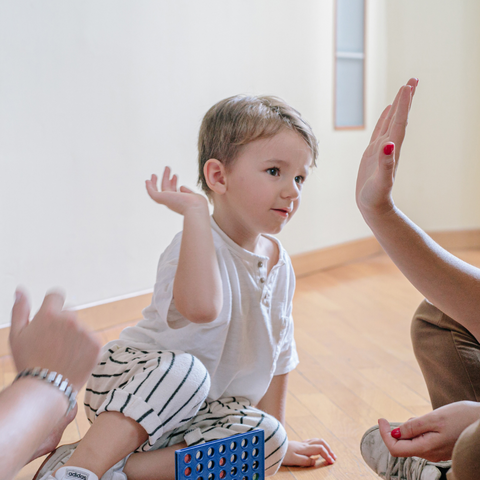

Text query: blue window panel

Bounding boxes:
[334,0,365,128]
[336,0,365,53]
[335,57,364,128]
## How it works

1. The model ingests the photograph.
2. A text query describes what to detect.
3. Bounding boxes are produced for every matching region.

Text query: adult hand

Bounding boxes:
[9,289,101,392]
[378,401,480,462]
[146,167,208,215]
[283,438,336,467]
[356,78,418,217]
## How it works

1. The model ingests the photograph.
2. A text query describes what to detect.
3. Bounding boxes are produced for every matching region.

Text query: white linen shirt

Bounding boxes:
[119,217,299,405]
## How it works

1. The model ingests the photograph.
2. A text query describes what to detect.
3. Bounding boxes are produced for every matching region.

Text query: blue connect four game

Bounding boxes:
[175,429,265,480]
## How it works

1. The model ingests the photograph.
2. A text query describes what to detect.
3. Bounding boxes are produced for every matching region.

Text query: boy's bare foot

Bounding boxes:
[28,403,78,463]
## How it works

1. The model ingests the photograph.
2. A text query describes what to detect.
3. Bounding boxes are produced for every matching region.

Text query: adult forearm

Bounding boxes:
[0,377,68,480]
[174,205,223,323]
[362,205,480,340]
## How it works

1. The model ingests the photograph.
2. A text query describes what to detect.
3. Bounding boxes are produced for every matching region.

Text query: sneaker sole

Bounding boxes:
[33,441,80,480]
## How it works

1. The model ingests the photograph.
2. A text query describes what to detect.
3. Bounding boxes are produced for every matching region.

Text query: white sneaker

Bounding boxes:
[34,442,128,480]
[360,423,451,480]
[34,442,79,480]
[39,466,98,480]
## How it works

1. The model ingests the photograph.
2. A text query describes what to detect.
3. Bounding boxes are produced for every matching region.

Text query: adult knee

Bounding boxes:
[450,419,480,480]
[410,300,480,407]
[411,299,443,355]
[262,414,288,476]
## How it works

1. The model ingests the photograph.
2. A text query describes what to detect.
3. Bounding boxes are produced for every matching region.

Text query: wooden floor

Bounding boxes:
[10,248,480,480]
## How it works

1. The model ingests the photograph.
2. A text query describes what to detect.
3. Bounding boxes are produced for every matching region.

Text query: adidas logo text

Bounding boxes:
[67,472,88,480]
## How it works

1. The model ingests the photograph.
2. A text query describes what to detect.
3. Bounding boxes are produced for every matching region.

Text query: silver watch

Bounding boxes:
[15,367,77,415]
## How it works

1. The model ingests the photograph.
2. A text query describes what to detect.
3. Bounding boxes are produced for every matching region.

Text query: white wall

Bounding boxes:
[385,0,480,230]
[1,1,478,326]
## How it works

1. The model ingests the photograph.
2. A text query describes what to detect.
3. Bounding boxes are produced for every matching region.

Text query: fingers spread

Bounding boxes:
[161,167,171,191]
[299,439,336,464]
[10,289,31,339]
[38,291,65,319]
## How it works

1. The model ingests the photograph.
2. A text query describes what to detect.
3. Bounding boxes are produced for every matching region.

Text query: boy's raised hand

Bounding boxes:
[356,78,418,218]
[283,438,336,467]
[146,167,207,215]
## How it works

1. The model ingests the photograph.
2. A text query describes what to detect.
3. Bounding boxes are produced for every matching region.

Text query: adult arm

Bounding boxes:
[0,378,69,480]
[356,78,480,342]
[146,168,223,323]
[1,290,101,480]
[378,401,480,462]
[257,373,336,467]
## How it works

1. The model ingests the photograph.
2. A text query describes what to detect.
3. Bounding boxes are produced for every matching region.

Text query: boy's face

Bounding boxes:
[222,128,312,236]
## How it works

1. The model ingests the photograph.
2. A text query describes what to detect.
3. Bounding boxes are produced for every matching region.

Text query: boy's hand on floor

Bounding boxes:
[282,438,336,467]
[146,167,208,215]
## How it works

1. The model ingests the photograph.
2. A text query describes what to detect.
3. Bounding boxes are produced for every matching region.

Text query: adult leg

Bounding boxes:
[411,299,480,409]
[28,404,77,462]
[447,419,480,480]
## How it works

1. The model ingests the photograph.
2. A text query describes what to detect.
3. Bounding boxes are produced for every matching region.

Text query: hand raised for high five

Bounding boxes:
[356,78,418,218]
[146,167,208,216]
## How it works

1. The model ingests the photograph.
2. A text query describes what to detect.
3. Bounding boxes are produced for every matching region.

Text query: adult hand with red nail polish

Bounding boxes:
[378,401,480,462]
[356,78,418,218]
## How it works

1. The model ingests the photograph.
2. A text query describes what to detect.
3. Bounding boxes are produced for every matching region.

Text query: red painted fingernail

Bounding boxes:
[391,428,401,439]
[384,144,394,155]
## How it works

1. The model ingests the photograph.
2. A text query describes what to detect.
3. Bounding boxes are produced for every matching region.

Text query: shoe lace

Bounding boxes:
[385,454,428,480]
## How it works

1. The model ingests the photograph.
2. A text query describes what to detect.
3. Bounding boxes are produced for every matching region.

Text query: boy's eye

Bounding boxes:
[267,167,280,176]
[295,175,305,184]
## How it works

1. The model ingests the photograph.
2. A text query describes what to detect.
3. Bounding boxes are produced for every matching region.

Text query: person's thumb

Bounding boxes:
[9,289,30,341]
[381,142,396,173]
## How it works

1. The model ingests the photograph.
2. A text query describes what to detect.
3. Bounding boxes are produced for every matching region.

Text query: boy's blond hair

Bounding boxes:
[198,95,318,196]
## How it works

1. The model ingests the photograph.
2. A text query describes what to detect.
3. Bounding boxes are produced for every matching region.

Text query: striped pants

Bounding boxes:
[84,344,287,475]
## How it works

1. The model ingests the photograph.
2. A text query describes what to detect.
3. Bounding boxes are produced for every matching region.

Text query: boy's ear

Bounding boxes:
[204,159,227,195]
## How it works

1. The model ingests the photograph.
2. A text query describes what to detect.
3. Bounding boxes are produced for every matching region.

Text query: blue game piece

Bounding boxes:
[175,429,265,480]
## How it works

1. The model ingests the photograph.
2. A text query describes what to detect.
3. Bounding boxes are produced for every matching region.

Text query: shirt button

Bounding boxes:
[260,277,265,283]
[258,261,263,268]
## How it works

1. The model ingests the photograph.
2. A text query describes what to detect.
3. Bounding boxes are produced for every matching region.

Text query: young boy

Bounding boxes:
[36,95,336,480]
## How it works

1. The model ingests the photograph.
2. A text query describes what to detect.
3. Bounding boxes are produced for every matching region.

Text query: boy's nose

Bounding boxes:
[281,179,300,199]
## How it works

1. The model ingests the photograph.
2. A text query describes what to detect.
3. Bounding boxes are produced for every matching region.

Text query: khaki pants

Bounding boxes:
[411,300,480,480]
